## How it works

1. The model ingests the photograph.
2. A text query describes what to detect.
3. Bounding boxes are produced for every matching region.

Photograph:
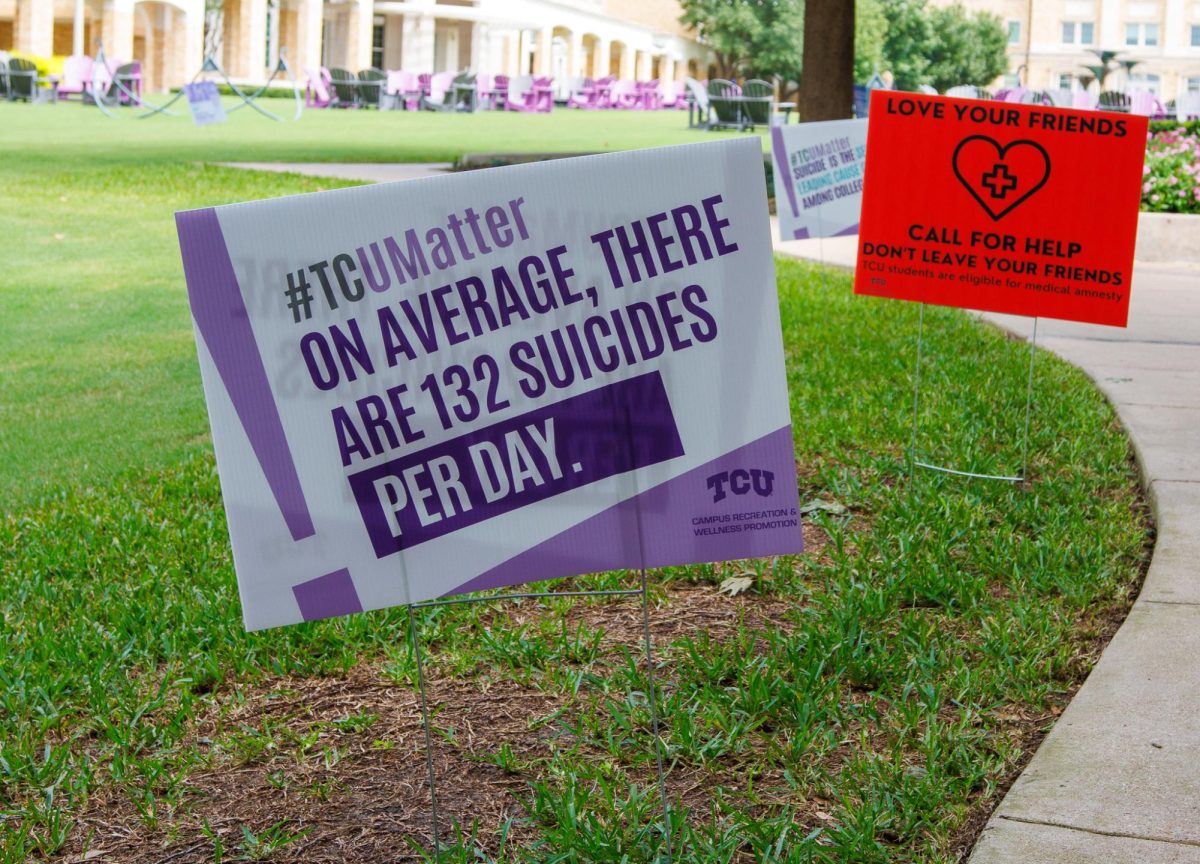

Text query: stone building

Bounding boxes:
[930,0,1200,100]
[0,0,713,93]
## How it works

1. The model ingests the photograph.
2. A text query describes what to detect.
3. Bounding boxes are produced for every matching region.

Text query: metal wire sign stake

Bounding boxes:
[403,579,673,863]
[908,302,1039,484]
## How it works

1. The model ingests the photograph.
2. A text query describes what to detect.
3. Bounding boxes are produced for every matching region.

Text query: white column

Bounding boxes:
[16,0,54,56]
[183,1,203,81]
[660,55,674,83]
[471,22,490,72]
[73,0,86,56]
[619,44,634,80]
[504,29,519,75]
[267,0,280,70]
[595,37,610,78]
[534,26,551,75]
[402,13,434,72]
[107,0,135,63]
[568,30,583,78]
[348,0,373,70]
[1098,0,1121,49]
[292,0,323,74]
[1163,0,1185,51]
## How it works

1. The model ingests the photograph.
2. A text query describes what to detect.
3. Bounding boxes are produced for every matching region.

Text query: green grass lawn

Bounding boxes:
[0,103,1149,863]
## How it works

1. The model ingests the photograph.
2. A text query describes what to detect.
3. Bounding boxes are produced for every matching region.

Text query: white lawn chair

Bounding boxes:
[1177,92,1200,121]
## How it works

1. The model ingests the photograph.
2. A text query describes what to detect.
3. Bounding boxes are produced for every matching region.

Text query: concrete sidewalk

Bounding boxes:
[770,217,1200,863]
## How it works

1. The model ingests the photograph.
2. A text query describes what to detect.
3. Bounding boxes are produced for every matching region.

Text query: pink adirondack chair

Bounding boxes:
[385,70,420,110]
[58,54,92,99]
[637,80,662,110]
[610,79,639,109]
[1130,89,1165,117]
[1003,86,1026,103]
[504,74,534,111]
[417,73,433,99]
[532,76,554,111]
[567,76,598,109]
[305,66,333,107]
[481,74,508,109]
[1072,90,1098,110]
[660,80,687,109]
[593,75,615,109]
[426,70,455,105]
[1177,92,1200,121]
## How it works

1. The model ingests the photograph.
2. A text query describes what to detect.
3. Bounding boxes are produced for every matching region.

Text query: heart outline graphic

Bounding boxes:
[951,135,1052,222]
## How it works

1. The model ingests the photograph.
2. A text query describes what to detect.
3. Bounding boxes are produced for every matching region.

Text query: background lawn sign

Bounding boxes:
[771,118,867,242]
[184,80,226,126]
[854,91,1146,328]
[177,138,803,631]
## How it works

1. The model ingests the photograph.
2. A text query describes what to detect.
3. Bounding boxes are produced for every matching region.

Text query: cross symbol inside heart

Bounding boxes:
[952,135,1052,221]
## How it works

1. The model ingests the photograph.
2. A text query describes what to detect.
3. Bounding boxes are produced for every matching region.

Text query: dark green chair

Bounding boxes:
[6,58,38,102]
[707,79,745,130]
[357,67,384,108]
[328,67,359,107]
[741,78,776,127]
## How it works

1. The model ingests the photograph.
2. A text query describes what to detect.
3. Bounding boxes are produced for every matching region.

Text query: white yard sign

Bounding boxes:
[177,139,803,630]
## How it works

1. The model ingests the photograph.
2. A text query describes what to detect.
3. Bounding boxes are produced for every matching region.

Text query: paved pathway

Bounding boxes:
[771,217,1200,863]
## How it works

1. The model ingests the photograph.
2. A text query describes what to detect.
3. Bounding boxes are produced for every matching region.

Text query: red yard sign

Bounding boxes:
[854,91,1147,327]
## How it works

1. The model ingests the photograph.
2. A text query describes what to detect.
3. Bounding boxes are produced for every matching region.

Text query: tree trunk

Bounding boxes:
[797,0,855,120]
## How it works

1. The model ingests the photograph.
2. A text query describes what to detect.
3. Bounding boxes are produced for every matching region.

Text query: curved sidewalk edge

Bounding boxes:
[769,218,1200,863]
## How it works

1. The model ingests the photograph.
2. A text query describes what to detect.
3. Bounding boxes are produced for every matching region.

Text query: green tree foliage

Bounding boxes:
[925,3,1008,92]
[854,0,888,82]
[854,0,1008,91]
[679,0,804,84]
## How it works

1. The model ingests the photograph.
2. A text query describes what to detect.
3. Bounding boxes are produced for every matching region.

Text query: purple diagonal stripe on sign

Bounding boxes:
[293,568,363,622]
[445,425,802,598]
[176,208,315,541]
[771,125,801,219]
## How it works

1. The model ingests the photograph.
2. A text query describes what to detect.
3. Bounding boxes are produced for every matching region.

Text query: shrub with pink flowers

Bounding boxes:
[1142,125,1200,214]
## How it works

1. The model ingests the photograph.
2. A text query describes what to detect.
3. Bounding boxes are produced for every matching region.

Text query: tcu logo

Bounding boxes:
[706,468,775,503]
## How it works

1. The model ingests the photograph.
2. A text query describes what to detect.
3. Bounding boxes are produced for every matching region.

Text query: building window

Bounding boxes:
[1126,22,1160,46]
[1191,25,1200,47]
[1129,73,1161,94]
[1058,73,1075,89]
[1187,77,1200,93]
[372,16,385,69]
[1008,20,1021,44]
[1004,72,1020,87]
[1062,21,1094,45]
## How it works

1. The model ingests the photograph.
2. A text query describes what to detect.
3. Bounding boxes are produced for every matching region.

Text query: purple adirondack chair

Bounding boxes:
[417,73,433,99]
[1002,87,1026,103]
[58,54,92,99]
[305,66,333,107]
